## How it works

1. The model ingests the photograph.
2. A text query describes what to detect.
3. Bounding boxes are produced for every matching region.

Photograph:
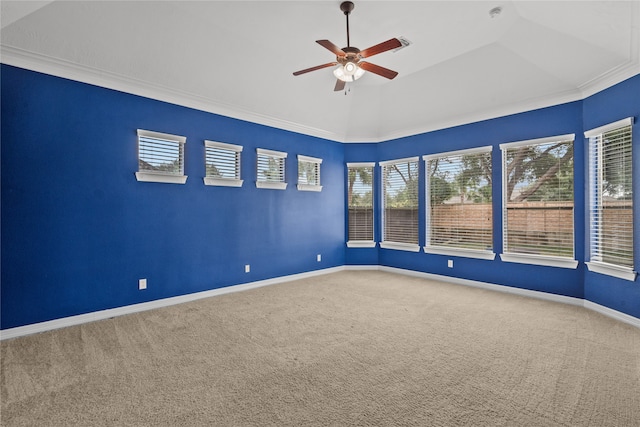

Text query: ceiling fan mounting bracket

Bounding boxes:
[340,1,355,15]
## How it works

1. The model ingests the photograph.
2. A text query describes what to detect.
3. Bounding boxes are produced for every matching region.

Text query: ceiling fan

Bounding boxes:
[293,1,403,92]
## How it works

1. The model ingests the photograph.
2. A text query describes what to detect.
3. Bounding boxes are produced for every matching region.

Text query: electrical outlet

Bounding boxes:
[245,264,250,273]
[317,254,322,262]
[138,278,147,290]
[447,260,453,268]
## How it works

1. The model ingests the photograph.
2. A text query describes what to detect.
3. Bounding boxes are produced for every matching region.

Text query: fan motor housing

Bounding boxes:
[338,46,361,65]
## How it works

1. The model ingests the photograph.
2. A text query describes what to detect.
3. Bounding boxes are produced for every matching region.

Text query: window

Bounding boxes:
[204,140,243,187]
[135,129,187,184]
[297,155,322,192]
[500,134,577,268]
[380,157,419,251]
[347,163,375,247]
[424,147,494,260]
[256,148,287,190]
[585,118,635,281]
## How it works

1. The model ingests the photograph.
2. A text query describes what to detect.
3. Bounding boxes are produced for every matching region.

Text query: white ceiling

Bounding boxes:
[2,1,639,142]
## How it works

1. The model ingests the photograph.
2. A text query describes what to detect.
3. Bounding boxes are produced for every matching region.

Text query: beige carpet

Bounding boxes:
[2,270,639,426]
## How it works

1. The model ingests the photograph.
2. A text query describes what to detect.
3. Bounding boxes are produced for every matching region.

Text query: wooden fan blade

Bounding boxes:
[334,79,346,92]
[293,62,338,76]
[359,38,402,58]
[316,40,346,57]
[359,62,399,80]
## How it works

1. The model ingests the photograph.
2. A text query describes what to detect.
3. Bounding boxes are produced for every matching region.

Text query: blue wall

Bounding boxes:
[370,101,587,300]
[1,65,346,329]
[582,75,640,318]
[344,75,639,317]
[2,65,639,329]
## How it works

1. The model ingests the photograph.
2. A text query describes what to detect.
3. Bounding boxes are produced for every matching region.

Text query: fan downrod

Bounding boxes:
[340,2,355,47]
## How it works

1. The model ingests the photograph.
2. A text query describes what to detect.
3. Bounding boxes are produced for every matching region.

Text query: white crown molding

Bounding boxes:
[370,87,585,144]
[578,59,640,99]
[579,0,640,98]
[0,46,344,143]
[2,43,639,145]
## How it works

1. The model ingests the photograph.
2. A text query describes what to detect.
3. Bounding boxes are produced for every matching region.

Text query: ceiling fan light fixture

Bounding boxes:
[334,63,365,82]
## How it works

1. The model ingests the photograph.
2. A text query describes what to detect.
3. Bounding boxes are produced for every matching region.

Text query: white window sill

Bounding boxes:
[204,177,243,187]
[256,181,287,190]
[380,242,421,252]
[347,241,377,248]
[135,172,187,184]
[586,261,637,281]
[297,184,322,192]
[500,253,578,269]
[424,246,496,260]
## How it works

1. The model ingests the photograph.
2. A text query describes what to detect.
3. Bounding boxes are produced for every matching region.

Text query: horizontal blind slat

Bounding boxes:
[348,165,374,241]
[383,160,418,244]
[427,150,492,251]
[589,125,633,268]
[503,139,574,257]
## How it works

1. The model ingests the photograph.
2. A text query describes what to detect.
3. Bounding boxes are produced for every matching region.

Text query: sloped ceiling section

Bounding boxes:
[1,1,639,143]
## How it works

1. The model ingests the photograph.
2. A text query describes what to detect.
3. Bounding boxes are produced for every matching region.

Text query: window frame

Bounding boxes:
[423,146,495,260]
[256,148,287,190]
[203,140,243,187]
[499,134,577,269]
[297,154,323,192]
[135,129,187,184]
[347,162,376,248]
[380,156,420,252]
[585,117,636,281]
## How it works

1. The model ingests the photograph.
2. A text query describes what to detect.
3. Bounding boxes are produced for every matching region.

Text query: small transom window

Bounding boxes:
[204,140,243,187]
[136,129,187,184]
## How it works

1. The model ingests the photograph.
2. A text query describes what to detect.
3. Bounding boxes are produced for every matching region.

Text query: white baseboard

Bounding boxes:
[346,265,639,328]
[2,264,638,340]
[0,266,345,341]
[583,301,640,329]
[377,266,584,306]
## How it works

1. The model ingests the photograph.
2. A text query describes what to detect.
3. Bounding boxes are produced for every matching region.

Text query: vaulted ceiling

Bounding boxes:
[2,1,639,142]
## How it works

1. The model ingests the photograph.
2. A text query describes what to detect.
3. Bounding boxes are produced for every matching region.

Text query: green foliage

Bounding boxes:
[348,167,373,207]
[505,142,573,202]
[261,158,282,181]
[385,163,418,208]
[299,161,318,185]
[602,128,632,200]
[428,153,492,205]
[430,176,453,204]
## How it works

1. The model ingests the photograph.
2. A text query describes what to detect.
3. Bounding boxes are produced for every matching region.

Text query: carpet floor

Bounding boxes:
[2,270,640,426]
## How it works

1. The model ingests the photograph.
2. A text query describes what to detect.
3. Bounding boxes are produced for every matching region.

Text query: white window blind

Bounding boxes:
[135,129,187,184]
[297,155,322,192]
[256,148,287,190]
[204,140,243,187]
[381,157,419,250]
[501,135,575,260]
[586,119,634,277]
[424,147,493,257]
[347,163,375,246]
